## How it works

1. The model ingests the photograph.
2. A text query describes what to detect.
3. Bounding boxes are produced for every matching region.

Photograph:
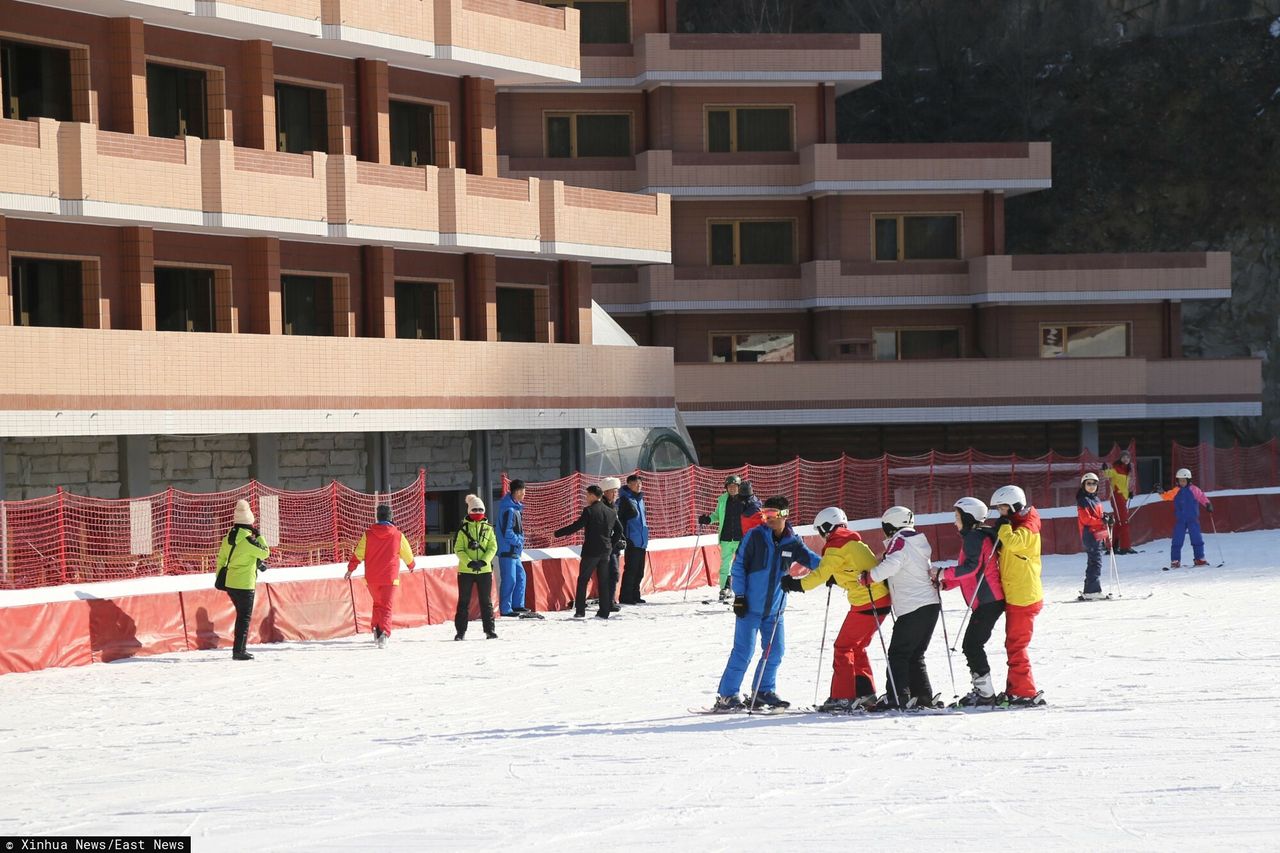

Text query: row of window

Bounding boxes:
[545,107,795,158]
[706,214,960,266]
[8,259,539,342]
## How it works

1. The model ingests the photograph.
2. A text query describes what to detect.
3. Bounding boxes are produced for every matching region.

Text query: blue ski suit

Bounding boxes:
[1161,483,1211,564]
[497,492,526,613]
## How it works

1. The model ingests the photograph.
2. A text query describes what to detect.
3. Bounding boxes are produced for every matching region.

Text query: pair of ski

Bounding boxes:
[691,695,1047,716]
[1062,591,1154,603]
[1161,561,1224,571]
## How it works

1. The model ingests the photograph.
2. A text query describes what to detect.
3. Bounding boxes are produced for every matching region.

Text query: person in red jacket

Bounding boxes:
[1104,450,1138,554]
[1076,472,1111,600]
[345,504,416,648]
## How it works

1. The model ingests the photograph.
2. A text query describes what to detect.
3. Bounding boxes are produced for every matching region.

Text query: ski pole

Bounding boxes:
[814,582,834,707]
[863,576,899,706]
[949,547,995,652]
[1122,487,1160,525]
[935,583,958,698]
[1106,521,1122,598]
[680,527,705,602]
[1209,513,1226,567]
[748,592,789,715]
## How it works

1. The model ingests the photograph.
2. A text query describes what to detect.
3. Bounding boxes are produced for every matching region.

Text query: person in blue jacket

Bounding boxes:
[497,480,533,617]
[616,474,649,605]
[1160,468,1214,568]
[712,496,820,712]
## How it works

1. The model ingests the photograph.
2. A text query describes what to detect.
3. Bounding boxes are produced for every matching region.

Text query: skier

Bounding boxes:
[737,480,763,536]
[344,504,416,647]
[616,474,649,605]
[698,475,746,603]
[554,483,623,619]
[599,477,626,610]
[935,497,1004,706]
[217,499,270,661]
[780,506,886,712]
[858,505,939,709]
[1076,472,1112,600]
[712,497,820,712]
[497,480,537,618]
[453,494,498,640]
[989,485,1046,705]
[1160,468,1214,568]
[1104,450,1138,554]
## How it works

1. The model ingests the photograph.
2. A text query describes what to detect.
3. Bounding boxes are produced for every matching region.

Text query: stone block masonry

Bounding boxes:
[3,437,120,499]
[150,435,253,493]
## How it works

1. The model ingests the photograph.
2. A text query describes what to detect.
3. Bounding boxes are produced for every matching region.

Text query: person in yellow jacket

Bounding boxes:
[453,494,499,641]
[779,507,888,712]
[1103,450,1138,554]
[217,499,271,661]
[990,485,1045,705]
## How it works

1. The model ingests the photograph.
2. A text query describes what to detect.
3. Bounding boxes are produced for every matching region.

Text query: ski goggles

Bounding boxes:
[758,508,788,521]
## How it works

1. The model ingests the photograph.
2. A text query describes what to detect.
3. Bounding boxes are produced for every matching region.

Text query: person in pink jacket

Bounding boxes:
[935,497,1004,706]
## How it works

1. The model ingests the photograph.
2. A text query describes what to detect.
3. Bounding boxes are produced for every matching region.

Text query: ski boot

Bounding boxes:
[1193,559,1210,567]
[916,693,945,709]
[719,587,734,603]
[1168,560,1181,569]
[748,690,790,711]
[954,672,998,707]
[710,694,745,713]
[852,694,879,711]
[867,692,916,712]
[1077,591,1107,601]
[376,633,388,649]
[485,630,498,639]
[817,697,857,714]
[1001,691,1047,707]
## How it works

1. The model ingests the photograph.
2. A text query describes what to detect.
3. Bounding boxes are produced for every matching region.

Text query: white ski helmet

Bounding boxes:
[881,505,915,532]
[1080,472,1100,485]
[1175,468,1192,480]
[953,497,989,524]
[814,506,848,538]
[990,485,1027,512]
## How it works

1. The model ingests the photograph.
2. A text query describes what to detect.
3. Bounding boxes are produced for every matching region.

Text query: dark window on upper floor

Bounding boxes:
[711,332,796,363]
[707,107,793,153]
[874,328,962,360]
[390,100,436,167]
[395,281,440,339]
[1040,323,1130,358]
[543,1,630,44]
[147,63,208,139]
[282,275,334,336]
[545,112,631,157]
[11,257,82,328]
[497,287,537,343]
[275,82,328,154]
[874,214,960,261]
[1,39,72,121]
[709,220,796,266]
[155,267,215,332]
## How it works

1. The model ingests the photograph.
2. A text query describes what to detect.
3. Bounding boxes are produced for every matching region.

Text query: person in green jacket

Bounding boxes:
[454,493,499,641]
[698,475,752,602]
[217,499,270,661]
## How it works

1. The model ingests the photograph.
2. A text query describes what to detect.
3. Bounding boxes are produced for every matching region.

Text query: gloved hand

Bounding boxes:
[467,559,486,570]
[826,575,837,588]
[857,571,872,588]
[1103,512,1116,526]
[697,514,712,526]
[733,596,747,618]
[1206,501,1215,514]
[992,515,1012,529]
[780,575,804,593]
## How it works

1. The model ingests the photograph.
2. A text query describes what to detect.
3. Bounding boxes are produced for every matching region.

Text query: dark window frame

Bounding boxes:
[706,218,798,266]
[10,256,84,328]
[146,61,209,139]
[1,38,73,122]
[709,331,797,364]
[544,111,633,158]
[872,213,962,261]
[873,327,963,361]
[274,81,329,154]
[705,105,795,153]
[281,274,335,337]
[394,279,442,340]
[154,266,216,332]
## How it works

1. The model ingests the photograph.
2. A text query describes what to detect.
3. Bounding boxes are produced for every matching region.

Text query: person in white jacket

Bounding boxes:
[859,505,940,709]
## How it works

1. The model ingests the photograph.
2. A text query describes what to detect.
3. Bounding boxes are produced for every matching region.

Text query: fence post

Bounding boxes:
[330,480,340,563]
[162,487,174,575]
[56,486,68,585]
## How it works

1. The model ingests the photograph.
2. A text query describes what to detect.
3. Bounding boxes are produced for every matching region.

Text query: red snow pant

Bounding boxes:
[1113,492,1132,552]
[1004,600,1042,698]
[368,582,398,637]
[830,607,886,700]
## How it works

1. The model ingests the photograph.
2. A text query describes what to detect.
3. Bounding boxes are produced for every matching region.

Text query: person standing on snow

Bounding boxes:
[698,475,746,603]
[345,504,416,648]
[737,481,764,537]
[1076,472,1112,601]
[554,484,622,619]
[859,506,939,709]
[935,497,1004,706]
[599,477,627,610]
[217,499,270,661]
[616,474,649,605]
[712,496,820,712]
[990,485,1046,705]
[453,494,498,640]
[1104,450,1138,554]
[780,506,887,712]
[1160,468,1214,568]
[497,480,537,618]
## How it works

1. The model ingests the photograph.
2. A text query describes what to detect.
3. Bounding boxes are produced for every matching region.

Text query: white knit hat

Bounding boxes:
[599,476,622,491]
[233,499,255,526]
[465,493,486,513]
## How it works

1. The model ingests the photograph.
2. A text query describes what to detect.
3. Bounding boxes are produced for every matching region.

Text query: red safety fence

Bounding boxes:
[0,470,426,591]
[1172,440,1280,492]
[508,445,1139,549]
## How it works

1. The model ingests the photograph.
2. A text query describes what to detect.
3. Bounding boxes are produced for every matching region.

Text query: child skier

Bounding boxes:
[858,505,939,710]
[1104,450,1138,554]
[712,497,820,712]
[453,494,499,640]
[345,504,416,648]
[1076,472,1112,600]
[935,497,1003,706]
[780,506,887,712]
[1160,468,1214,568]
[990,485,1046,705]
[698,475,746,603]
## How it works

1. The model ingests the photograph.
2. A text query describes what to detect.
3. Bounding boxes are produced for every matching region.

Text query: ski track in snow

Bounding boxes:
[3,531,1280,850]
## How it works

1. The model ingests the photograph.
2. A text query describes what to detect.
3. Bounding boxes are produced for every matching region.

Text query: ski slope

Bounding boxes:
[3,530,1279,851]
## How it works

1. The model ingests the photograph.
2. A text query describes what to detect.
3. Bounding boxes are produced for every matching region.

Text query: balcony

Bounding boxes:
[503,142,1052,198]
[0,118,670,264]
[0,326,677,436]
[674,358,1263,427]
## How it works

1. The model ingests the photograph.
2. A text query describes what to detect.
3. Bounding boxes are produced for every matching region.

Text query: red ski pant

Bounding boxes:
[1112,492,1132,551]
[1004,600,1042,698]
[830,608,886,700]
[368,582,398,637]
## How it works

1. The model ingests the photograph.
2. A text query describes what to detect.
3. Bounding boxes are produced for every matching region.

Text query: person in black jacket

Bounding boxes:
[599,476,626,611]
[553,484,623,619]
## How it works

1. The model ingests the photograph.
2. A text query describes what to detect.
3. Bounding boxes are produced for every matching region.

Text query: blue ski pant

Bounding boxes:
[1082,528,1105,594]
[498,556,525,614]
[718,611,785,697]
[1171,518,1205,563]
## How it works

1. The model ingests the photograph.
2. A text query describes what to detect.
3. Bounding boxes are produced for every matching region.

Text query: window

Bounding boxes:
[542,1,630,44]
[1040,324,1130,358]
[146,63,208,139]
[390,100,435,167]
[281,275,333,336]
[497,287,537,343]
[275,82,328,154]
[11,258,82,327]
[708,220,796,266]
[706,107,793,153]
[395,281,440,339]
[545,113,631,158]
[1,39,72,121]
[873,214,960,261]
[710,332,795,363]
[873,328,962,361]
[833,339,873,360]
[155,267,215,332]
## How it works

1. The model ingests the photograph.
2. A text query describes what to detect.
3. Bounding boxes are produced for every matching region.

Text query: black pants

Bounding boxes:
[1082,528,1105,594]
[226,588,255,654]
[621,546,647,603]
[455,572,495,637]
[885,603,939,704]
[576,553,614,618]
[962,600,1005,677]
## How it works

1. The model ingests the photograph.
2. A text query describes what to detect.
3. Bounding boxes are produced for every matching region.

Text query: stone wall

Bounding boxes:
[149,435,252,493]
[492,430,564,483]
[275,433,367,491]
[2,436,120,500]
[388,431,472,491]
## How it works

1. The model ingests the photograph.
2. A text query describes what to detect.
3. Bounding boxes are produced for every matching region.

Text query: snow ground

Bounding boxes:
[3,531,1280,851]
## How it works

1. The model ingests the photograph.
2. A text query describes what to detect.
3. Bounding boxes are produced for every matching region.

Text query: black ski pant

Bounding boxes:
[961,600,1005,677]
[1082,529,1105,594]
[576,553,614,618]
[885,603,939,705]
[455,572,495,637]
[621,545,647,603]
[226,588,255,655]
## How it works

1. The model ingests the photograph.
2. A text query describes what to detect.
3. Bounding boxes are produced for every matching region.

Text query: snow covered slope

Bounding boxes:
[2,530,1279,850]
